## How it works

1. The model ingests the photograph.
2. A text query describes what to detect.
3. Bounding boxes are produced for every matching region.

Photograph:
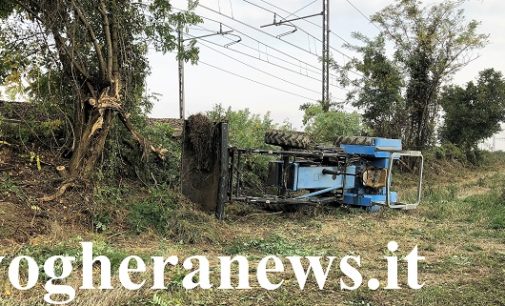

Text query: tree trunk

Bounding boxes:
[68,106,113,179]
[42,81,166,202]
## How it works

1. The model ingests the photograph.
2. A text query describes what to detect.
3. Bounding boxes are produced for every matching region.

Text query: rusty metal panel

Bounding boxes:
[181,119,228,218]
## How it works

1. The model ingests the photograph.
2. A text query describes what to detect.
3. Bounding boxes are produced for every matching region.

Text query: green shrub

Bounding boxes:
[143,122,181,186]
[429,143,468,163]
[0,101,66,149]
[442,143,466,162]
[302,104,364,144]
[128,186,177,234]
[207,104,278,148]
[476,150,505,167]
[100,120,181,186]
[91,185,130,232]
[127,186,218,243]
[207,104,281,191]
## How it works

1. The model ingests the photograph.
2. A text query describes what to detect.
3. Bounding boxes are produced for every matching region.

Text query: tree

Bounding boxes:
[0,0,201,199]
[207,104,277,149]
[440,69,505,149]
[302,104,364,144]
[341,34,406,139]
[336,0,487,149]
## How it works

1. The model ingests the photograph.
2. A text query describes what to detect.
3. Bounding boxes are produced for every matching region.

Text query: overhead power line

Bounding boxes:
[344,0,382,31]
[173,7,327,76]
[198,3,321,58]
[239,0,364,78]
[195,35,321,82]
[191,25,345,89]
[193,25,321,76]
[286,0,319,19]
[188,34,321,95]
[178,9,343,82]
[198,60,318,101]
[256,0,351,45]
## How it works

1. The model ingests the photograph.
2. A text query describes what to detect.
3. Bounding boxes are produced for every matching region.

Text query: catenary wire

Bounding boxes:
[188,34,322,94]
[189,26,346,89]
[198,60,319,101]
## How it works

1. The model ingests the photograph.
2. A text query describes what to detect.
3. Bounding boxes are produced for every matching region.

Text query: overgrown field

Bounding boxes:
[1,148,505,305]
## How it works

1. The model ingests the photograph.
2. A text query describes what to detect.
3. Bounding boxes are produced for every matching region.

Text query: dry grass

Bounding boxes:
[1,152,505,305]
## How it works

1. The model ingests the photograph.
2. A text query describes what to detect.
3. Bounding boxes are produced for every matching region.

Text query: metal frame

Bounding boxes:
[227,147,424,210]
[228,147,349,206]
[385,151,424,210]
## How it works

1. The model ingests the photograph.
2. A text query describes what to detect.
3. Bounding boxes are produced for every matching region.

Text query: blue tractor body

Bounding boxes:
[264,137,407,210]
[181,122,424,218]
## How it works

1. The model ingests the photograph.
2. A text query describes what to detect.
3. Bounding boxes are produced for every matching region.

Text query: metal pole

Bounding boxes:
[178,25,185,120]
[177,25,237,120]
[326,0,330,105]
[321,0,330,107]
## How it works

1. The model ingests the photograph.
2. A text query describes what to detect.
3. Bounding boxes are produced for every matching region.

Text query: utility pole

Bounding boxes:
[322,0,330,108]
[177,24,239,120]
[261,1,329,106]
[178,25,185,120]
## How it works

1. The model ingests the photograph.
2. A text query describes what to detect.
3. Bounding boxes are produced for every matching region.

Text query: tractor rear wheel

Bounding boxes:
[265,130,311,149]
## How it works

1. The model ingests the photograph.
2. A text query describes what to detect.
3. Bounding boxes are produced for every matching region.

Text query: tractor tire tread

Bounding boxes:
[265,130,311,149]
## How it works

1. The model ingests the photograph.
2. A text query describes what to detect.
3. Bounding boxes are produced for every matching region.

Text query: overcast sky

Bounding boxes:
[146,0,505,149]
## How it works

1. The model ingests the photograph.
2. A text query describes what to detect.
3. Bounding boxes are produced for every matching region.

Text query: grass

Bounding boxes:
[89,184,221,244]
[1,158,505,305]
[0,174,26,201]
[226,234,316,256]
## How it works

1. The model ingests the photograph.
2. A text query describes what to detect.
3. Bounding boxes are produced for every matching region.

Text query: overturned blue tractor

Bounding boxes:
[181,121,423,219]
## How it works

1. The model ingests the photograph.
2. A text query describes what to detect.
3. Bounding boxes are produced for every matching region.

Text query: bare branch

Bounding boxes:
[70,0,108,81]
[99,0,114,81]
[51,29,93,82]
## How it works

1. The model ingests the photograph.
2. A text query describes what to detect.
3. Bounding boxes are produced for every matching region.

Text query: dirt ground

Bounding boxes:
[1,146,505,305]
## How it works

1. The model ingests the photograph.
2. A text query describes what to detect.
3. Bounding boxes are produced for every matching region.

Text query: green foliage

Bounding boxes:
[428,145,505,167]
[431,143,467,163]
[339,35,405,139]
[97,119,181,185]
[142,122,181,184]
[0,0,202,180]
[0,1,16,19]
[302,104,364,143]
[128,186,178,234]
[0,100,67,149]
[440,69,505,149]
[150,294,173,306]
[337,0,488,149]
[207,104,279,191]
[91,185,129,232]
[127,185,217,243]
[207,104,276,148]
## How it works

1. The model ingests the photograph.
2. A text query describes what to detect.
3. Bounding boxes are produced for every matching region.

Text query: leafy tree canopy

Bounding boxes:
[440,68,505,149]
[302,104,364,144]
[0,0,202,199]
[337,0,488,149]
